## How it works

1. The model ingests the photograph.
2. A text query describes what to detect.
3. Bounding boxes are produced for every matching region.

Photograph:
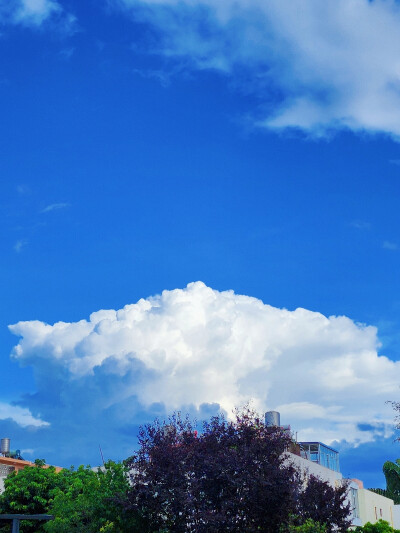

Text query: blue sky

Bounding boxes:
[2,0,400,487]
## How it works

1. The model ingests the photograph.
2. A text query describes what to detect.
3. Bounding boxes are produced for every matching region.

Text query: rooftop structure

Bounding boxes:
[0,455,62,474]
[299,442,340,473]
[0,438,62,494]
[264,412,340,473]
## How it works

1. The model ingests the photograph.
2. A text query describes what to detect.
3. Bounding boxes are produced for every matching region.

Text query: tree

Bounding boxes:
[0,459,64,533]
[296,474,351,533]
[0,459,138,533]
[369,459,400,504]
[381,460,400,503]
[124,407,351,533]
[287,519,327,533]
[353,519,400,533]
[44,461,138,533]
[386,401,400,504]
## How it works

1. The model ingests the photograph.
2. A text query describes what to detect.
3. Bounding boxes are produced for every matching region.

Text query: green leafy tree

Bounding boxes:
[384,401,400,503]
[354,519,400,533]
[44,461,139,533]
[0,459,139,533]
[382,460,400,503]
[369,460,400,504]
[0,459,65,533]
[287,519,327,533]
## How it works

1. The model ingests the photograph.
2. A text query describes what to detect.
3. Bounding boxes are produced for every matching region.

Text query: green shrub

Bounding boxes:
[288,518,327,532]
[353,519,400,533]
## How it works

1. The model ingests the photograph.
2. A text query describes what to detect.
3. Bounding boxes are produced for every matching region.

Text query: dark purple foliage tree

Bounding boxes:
[124,407,351,533]
[296,474,352,533]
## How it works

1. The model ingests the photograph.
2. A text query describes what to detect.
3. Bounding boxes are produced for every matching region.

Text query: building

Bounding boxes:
[0,438,62,493]
[265,411,397,529]
[352,478,396,526]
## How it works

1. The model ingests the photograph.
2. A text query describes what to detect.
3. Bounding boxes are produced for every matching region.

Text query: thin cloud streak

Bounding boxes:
[350,220,371,230]
[40,202,70,214]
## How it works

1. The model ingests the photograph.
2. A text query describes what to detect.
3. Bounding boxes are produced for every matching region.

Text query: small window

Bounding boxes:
[375,507,378,520]
[380,509,383,517]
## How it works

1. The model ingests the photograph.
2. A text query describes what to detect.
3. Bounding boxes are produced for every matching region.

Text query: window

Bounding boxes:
[350,488,360,519]
[0,464,14,477]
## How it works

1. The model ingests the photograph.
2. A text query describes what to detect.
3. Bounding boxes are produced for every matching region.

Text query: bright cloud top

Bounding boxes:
[0,402,48,428]
[9,282,400,446]
[117,0,400,138]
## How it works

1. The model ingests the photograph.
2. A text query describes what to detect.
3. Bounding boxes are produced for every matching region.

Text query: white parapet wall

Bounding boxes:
[287,452,343,486]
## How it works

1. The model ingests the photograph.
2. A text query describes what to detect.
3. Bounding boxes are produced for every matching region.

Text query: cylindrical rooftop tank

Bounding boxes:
[1,438,10,455]
[265,411,280,427]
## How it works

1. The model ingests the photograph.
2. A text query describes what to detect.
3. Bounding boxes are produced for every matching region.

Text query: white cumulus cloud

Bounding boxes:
[8,282,400,447]
[116,0,400,139]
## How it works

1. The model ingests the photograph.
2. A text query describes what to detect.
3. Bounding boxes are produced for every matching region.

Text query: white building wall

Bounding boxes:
[393,505,400,529]
[357,488,394,527]
[0,464,14,494]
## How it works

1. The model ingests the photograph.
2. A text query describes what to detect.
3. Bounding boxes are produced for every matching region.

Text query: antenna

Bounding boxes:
[99,445,105,467]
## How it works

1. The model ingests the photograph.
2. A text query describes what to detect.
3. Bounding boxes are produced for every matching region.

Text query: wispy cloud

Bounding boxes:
[133,67,173,88]
[383,241,398,251]
[16,184,30,195]
[13,0,61,26]
[132,61,191,88]
[40,202,70,214]
[59,47,74,60]
[115,0,400,139]
[13,239,27,253]
[0,0,75,31]
[21,448,34,455]
[350,220,371,230]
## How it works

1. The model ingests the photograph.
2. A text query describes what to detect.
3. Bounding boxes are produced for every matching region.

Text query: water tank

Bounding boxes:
[1,438,10,455]
[265,411,280,427]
